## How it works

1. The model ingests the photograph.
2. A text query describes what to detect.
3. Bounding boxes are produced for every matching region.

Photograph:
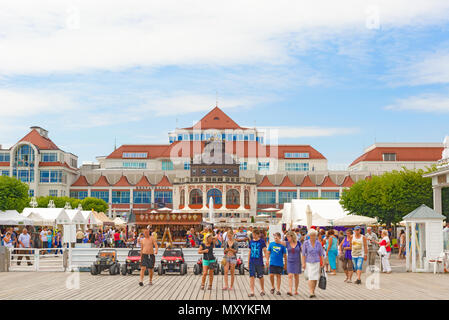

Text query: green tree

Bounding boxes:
[36,196,81,209]
[340,168,434,226]
[81,197,108,213]
[0,176,29,212]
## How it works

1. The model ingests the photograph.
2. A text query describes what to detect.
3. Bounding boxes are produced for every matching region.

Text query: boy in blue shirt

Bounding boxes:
[248,230,267,297]
[267,232,287,295]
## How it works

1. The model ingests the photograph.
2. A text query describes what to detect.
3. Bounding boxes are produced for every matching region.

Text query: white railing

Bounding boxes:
[68,247,249,271]
[8,248,65,272]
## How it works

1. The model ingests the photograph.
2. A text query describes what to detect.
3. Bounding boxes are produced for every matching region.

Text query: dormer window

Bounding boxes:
[382,153,396,161]
[214,117,220,120]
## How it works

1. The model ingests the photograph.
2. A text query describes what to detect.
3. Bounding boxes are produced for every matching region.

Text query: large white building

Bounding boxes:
[0,126,79,197]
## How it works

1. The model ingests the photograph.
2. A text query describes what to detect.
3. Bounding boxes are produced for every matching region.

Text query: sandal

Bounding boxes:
[200,285,205,290]
[260,291,266,296]
[208,286,212,290]
[294,292,299,295]
[248,293,255,297]
[309,294,316,298]
[222,287,228,291]
[287,292,293,296]
[276,291,281,296]
[270,288,275,294]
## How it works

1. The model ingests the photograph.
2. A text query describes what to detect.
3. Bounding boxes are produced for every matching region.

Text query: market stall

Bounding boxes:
[0,210,34,226]
[332,215,378,226]
[22,208,71,226]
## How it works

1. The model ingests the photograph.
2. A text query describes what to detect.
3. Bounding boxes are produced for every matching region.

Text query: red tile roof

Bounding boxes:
[320,176,338,187]
[279,176,296,187]
[113,175,132,187]
[349,146,443,167]
[156,175,172,187]
[300,175,316,187]
[341,176,355,187]
[107,141,326,160]
[71,175,90,187]
[258,176,274,187]
[183,107,244,130]
[135,175,152,187]
[19,129,59,150]
[92,175,111,187]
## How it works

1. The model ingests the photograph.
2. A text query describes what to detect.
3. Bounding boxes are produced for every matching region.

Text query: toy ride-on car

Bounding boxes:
[120,249,149,276]
[157,248,188,275]
[193,257,220,275]
[220,255,245,275]
[90,249,120,275]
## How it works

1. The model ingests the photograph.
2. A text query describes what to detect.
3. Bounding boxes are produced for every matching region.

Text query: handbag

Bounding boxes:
[378,245,387,257]
[318,267,327,290]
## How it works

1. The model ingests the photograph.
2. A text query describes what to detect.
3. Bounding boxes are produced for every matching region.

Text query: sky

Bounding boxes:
[1,0,449,169]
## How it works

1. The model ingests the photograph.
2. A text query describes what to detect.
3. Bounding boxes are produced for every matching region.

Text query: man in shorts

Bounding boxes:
[267,232,287,295]
[248,230,267,297]
[139,229,158,286]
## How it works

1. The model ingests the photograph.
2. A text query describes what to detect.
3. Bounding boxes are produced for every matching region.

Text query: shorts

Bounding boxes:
[269,265,283,275]
[203,259,216,267]
[343,258,353,271]
[352,257,364,271]
[141,254,155,269]
[249,262,264,278]
[225,256,237,265]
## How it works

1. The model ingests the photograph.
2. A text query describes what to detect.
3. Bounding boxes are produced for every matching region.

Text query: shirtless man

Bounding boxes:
[139,229,158,286]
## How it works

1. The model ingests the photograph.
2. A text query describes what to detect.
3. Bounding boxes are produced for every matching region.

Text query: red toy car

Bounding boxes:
[157,248,188,275]
[120,249,148,276]
[220,255,245,275]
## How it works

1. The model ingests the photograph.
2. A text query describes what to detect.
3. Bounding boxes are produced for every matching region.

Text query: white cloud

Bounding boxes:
[2,0,449,75]
[385,92,449,113]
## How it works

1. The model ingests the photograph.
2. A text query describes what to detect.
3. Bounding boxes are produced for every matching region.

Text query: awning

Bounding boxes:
[0,210,34,225]
[332,215,378,226]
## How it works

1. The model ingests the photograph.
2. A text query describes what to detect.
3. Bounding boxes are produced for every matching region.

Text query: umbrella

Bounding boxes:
[306,205,313,230]
[262,208,279,212]
[208,197,214,224]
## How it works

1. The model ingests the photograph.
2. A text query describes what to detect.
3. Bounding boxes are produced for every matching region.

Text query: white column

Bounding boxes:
[240,186,244,207]
[223,185,227,207]
[411,222,416,272]
[433,187,442,215]
[405,223,410,272]
[151,188,155,207]
[130,188,134,211]
[108,188,112,218]
[275,188,279,208]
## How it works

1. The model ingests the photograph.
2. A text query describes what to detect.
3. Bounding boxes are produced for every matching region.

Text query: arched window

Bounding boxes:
[190,189,203,205]
[207,188,222,205]
[245,189,250,206]
[15,144,35,164]
[180,189,185,206]
[226,189,240,205]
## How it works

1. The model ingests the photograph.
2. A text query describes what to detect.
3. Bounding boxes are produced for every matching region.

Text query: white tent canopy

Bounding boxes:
[81,210,97,225]
[65,209,85,225]
[332,215,378,226]
[290,199,348,222]
[113,217,126,226]
[22,208,71,226]
[295,212,332,227]
[0,210,34,225]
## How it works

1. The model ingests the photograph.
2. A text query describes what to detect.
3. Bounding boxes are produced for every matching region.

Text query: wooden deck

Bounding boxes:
[0,270,447,300]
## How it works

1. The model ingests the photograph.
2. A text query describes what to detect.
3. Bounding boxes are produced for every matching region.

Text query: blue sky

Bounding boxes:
[1,1,449,168]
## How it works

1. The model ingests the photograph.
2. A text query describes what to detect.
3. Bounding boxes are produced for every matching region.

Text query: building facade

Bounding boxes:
[2,107,443,225]
[0,126,79,198]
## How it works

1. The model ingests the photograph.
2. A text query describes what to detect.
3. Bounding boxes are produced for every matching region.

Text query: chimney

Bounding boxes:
[30,126,49,138]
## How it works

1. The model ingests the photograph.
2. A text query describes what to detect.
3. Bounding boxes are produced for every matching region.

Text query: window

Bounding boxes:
[207,189,222,205]
[257,191,276,205]
[70,158,77,168]
[222,169,229,175]
[17,169,34,183]
[91,191,109,203]
[245,190,250,206]
[2,170,9,176]
[201,169,206,175]
[184,162,190,170]
[180,190,185,206]
[112,191,130,204]
[212,169,218,174]
[226,189,240,205]
[285,162,309,171]
[15,145,35,164]
[122,162,147,169]
[258,162,270,171]
[29,189,34,197]
[279,191,297,204]
[122,153,147,158]
[155,191,172,204]
[70,191,88,200]
[40,170,63,183]
[49,190,58,197]
[0,153,10,162]
[285,152,309,159]
[300,191,318,199]
[190,189,203,205]
[249,134,255,141]
[42,153,58,162]
[321,191,340,199]
[383,153,396,161]
[240,162,247,171]
[133,191,151,204]
[162,160,173,171]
